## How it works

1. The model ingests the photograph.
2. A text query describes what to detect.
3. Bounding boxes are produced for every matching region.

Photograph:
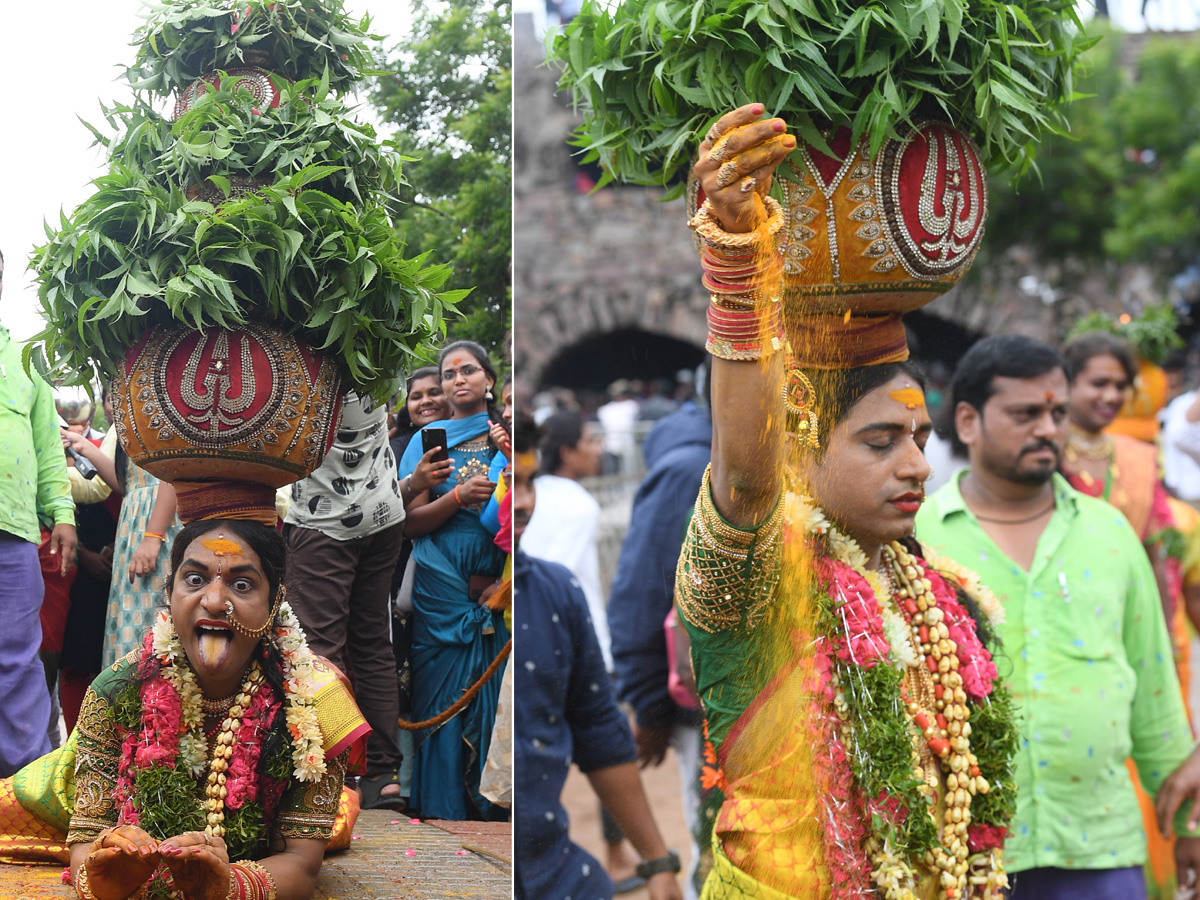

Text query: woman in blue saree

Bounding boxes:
[398,341,509,820]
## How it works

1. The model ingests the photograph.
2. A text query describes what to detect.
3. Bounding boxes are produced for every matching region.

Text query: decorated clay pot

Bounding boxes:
[690,120,987,367]
[692,120,987,314]
[174,65,288,119]
[110,323,342,490]
[175,66,288,204]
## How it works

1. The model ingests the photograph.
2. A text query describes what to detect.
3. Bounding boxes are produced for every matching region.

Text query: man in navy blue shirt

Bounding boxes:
[513,413,682,900]
[607,395,712,897]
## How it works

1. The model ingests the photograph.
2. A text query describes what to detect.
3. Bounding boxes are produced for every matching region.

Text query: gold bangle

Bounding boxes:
[675,466,784,634]
[688,197,785,250]
[75,862,96,900]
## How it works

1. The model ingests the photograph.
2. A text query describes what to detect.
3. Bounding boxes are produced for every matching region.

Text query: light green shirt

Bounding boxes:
[916,470,1195,871]
[0,326,74,544]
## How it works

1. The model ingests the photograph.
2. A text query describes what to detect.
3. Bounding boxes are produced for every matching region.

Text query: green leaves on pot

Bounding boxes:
[1067,304,1184,365]
[31,162,465,403]
[95,74,403,206]
[32,4,464,402]
[127,0,377,97]
[554,0,1094,193]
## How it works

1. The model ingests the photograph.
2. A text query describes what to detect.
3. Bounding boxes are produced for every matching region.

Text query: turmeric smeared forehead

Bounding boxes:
[889,388,925,410]
[202,538,245,557]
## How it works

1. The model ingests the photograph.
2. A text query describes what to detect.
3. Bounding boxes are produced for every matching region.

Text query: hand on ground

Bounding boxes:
[83,825,160,900]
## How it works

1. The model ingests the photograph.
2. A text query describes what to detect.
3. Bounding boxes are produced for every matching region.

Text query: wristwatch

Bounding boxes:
[636,850,681,880]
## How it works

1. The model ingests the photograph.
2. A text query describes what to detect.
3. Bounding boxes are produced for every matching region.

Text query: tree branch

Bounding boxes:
[408,200,455,220]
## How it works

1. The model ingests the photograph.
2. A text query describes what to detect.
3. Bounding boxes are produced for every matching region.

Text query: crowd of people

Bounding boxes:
[517,329,1200,900]
[512,108,1200,900]
[0,279,514,840]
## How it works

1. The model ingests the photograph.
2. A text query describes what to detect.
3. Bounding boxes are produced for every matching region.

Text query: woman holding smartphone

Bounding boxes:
[398,341,509,821]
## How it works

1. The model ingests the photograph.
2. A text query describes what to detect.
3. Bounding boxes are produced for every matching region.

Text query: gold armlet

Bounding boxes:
[675,466,783,633]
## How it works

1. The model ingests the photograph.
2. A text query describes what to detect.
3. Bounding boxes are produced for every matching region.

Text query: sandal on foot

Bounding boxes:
[359,771,406,811]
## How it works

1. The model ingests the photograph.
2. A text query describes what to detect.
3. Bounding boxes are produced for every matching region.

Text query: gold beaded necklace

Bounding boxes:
[883,543,991,900]
[1064,424,1113,463]
[203,662,264,838]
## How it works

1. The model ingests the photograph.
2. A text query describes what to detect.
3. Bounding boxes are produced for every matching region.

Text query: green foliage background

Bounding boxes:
[985,27,1200,274]
[370,0,512,367]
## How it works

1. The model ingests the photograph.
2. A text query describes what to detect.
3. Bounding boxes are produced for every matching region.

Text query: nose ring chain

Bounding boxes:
[226,586,286,639]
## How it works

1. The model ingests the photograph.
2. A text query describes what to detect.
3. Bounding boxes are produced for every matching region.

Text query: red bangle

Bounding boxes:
[453,485,465,508]
[229,862,277,900]
[706,303,783,361]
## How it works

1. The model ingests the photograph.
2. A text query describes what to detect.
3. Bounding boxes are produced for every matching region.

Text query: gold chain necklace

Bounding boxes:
[1065,424,1113,462]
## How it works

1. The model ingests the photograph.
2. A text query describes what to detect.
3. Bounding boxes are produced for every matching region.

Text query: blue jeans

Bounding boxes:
[1007,866,1146,900]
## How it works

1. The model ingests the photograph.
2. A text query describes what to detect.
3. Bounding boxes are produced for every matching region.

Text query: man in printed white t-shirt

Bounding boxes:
[284,392,406,809]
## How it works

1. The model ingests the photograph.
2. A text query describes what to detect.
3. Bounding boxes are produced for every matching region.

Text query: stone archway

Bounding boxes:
[537,327,705,393]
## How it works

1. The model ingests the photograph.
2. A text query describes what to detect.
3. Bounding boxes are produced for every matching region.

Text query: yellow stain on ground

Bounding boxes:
[0,860,68,900]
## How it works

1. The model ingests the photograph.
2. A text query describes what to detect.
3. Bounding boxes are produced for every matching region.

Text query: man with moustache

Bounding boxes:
[512,412,682,900]
[915,335,1200,899]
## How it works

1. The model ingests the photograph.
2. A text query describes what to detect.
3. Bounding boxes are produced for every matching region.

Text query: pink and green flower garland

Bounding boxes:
[107,602,327,898]
[784,491,1018,900]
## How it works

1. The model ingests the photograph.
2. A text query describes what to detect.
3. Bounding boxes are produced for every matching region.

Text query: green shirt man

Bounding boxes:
[0,250,77,776]
[914,334,1200,894]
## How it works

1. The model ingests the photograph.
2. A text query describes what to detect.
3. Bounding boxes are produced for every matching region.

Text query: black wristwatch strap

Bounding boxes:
[636,849,681,880]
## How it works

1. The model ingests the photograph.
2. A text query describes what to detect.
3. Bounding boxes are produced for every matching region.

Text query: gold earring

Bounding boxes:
[781,362,819,450]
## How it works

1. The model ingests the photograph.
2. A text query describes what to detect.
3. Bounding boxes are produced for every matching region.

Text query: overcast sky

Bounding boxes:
[0,1,415,341]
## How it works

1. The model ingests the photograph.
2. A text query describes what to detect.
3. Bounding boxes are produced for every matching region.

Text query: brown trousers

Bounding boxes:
[283,522,404,775]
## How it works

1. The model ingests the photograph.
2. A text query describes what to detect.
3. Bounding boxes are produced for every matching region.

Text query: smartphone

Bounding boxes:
[422,427,449,463]
[59,416,100,479]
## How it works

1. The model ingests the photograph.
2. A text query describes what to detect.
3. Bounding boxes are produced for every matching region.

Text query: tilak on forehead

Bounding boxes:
[890,383,926,433]
[889,387,926,410]
[202,533,245,577]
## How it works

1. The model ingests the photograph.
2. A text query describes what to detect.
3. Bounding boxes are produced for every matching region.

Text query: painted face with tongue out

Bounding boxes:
[169,528,272,697]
